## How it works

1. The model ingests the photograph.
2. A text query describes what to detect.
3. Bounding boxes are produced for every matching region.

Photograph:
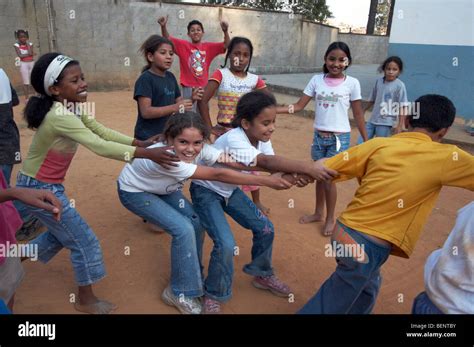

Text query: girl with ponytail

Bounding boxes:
[16,52,180,314]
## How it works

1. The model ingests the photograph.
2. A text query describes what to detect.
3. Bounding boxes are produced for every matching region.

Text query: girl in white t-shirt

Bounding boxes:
[198,37,271,215]
[117,112,293,314]
[277,42,368,236]
[191,91,337,313]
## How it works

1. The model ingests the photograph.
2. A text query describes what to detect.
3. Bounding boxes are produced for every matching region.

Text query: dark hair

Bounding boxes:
[17,29,28,38]
[139,35,174,73]
[221,37,253,73]
[232,91,276,128]
[163,111,210,142]
[378,56,404,74]
[187,20,204,33]
[24,52,79,129]
[408,94,456,132]
[323,41,352,74]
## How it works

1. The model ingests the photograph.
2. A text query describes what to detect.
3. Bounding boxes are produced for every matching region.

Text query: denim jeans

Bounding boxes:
[190,183,275,302]
[117,183,204,298]
[357,122,392,144]
[311,131,351,160]
[298,221,391,314]
[412,292,444,314]
[15,172,106,286]
[0,164,13,186]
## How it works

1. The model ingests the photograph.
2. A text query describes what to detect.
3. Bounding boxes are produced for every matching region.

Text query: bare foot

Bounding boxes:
[321,219,336,237]
[74,299,117,314]
[299,212,324,224]
[255,202,270,216]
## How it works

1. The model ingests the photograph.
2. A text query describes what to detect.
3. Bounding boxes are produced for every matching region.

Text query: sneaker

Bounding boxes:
[16,217,45,242]
[252,275,291,297]
[202,296,221,314]
[161,286,201,314]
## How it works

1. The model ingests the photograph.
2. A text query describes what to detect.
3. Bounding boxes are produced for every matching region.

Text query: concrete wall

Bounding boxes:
[339,33,389,65]
[0,0,386,92]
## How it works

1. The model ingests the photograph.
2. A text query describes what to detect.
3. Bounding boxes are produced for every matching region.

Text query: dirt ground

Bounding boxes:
[12,91,473,314]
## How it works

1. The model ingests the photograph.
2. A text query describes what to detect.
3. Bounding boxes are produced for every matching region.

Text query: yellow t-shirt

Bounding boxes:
[324,132,474,258]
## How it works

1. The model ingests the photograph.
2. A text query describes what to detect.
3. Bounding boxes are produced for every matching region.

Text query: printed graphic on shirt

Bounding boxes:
[189,49,206,78]
[316,91,344,109]
[166,179,187,194]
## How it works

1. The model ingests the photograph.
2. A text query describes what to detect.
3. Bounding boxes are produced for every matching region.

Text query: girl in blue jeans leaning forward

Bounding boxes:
[277,42,368,236]
[191,91,338,313]
[15,52,180,314]
[117,111,295,314]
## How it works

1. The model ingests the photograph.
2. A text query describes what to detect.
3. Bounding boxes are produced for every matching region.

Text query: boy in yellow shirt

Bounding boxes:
[299,94,474,314]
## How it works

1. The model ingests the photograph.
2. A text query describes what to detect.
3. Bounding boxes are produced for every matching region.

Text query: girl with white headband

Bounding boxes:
[15,52,181,314]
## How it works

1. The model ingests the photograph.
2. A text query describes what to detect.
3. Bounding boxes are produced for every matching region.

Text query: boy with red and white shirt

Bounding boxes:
[158,15,230,113]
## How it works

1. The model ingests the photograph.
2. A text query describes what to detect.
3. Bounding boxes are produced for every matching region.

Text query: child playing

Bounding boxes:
[117,112,293,314]
[277,41,368,237]
[0,170,61,313]
[133,35,201,141]
[357,56,408,143]
[191,91,337,313]
[198,36,269,214]
[0,68,20,185]
[13,30,35,101]
[298,94,474,314]
[412,201,473,314]
[158,15,230,112]
[0,68,43,241]
[14,52,180,314]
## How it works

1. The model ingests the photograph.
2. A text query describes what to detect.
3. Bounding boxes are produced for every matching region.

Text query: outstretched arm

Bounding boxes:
[276,94,312,114]
[191,166,292,190]
[1,188,62,220]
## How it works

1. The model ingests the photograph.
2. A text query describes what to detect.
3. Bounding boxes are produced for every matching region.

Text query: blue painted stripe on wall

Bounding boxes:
[388,43,474,119]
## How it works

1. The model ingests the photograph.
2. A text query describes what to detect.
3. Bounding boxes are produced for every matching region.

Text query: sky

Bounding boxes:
[326,0,371,27]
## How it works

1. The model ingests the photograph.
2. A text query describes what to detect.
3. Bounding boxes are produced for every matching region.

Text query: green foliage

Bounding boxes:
[199,0,332,23]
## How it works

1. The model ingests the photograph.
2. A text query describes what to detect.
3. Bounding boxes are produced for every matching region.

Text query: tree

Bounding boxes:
[366,0,378,34]
[290,0,332,23]
[366,0,396,35]
[199,0,332,23]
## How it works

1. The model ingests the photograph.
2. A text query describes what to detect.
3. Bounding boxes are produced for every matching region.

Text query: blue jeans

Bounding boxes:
[190,183,275,302]
[0,164,13,186]
[117,184,204,298]
[299,221,391,314]
[15,172,106,286]
[412,292,444,314]
[311,131,350,160]
[357,122,392,144]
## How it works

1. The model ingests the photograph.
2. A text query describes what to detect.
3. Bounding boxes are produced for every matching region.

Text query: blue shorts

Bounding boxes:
[311,131,351,160]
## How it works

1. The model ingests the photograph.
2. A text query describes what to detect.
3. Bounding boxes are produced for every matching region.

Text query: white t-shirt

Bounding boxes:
[424,201,474,314]
[193,127,274,198]
[303,74,361,133]
[0,69,12,104]
[118,142,222,195]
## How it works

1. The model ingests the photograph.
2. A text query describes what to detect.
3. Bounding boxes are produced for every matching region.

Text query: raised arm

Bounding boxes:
[157,15,170,39]
[220,20,230,49]
[276,94,312,114]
